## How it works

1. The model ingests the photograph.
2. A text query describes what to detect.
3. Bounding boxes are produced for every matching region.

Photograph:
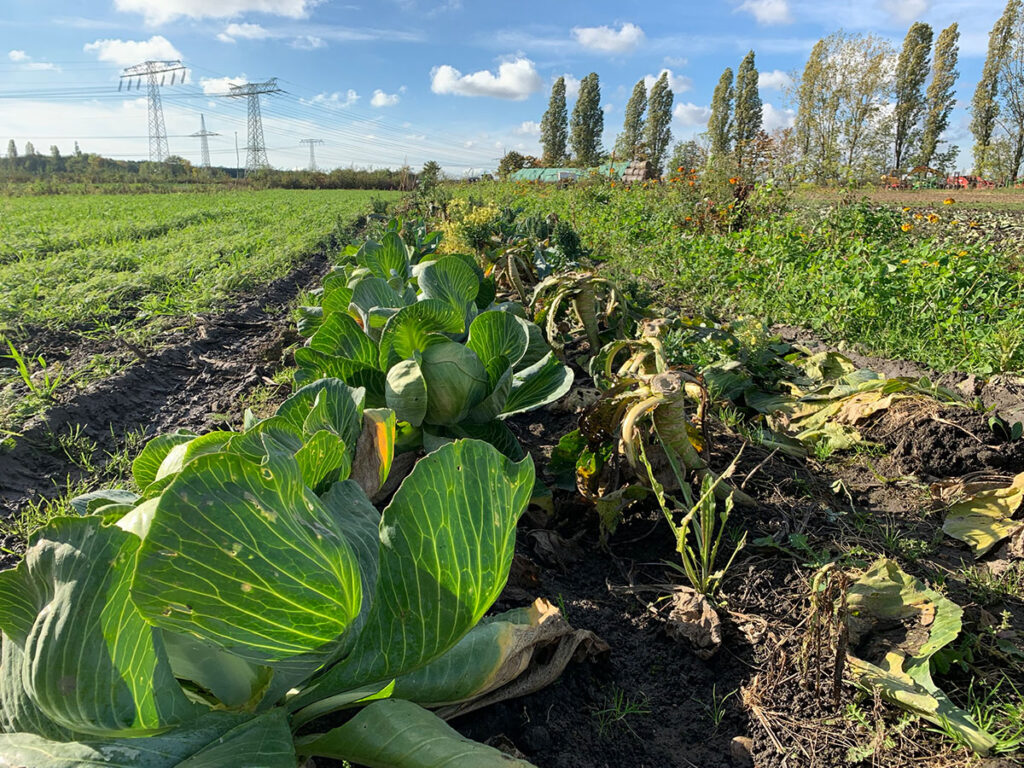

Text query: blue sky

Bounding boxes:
[0,0,1008,173]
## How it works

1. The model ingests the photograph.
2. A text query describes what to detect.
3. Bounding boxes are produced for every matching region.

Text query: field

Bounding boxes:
[0,189,397,440]
[1,183,1024,768]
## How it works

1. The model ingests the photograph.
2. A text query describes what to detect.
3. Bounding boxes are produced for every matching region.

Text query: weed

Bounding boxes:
[54,423,98,472]
[2,337,64,400]
[693,684,738,732]
[591,687,650,739]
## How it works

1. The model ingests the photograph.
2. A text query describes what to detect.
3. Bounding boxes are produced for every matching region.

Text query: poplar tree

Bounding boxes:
[921,23,960,168]
[540,77,568,166]
[1002,11,1024,179]
[24,142,35,156]
[6,140,16,159]
[644,72,674,174]
[570,72,603,167]
[614,79,647,160]
[893,22,933,169]
[733,51,763,170]
[971,0,1022,174]
[708,67,734,159]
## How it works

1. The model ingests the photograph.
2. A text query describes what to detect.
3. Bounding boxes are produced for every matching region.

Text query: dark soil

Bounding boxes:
[445,370,1024,768]
[0,249,330,516]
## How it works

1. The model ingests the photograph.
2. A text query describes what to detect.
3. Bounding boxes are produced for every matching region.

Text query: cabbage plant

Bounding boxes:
[295,233,573,457]
[0,380,540,767]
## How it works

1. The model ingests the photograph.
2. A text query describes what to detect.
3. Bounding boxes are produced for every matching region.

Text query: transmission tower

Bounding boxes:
[120,60,185,162]
[190,114,219,168]
[300,138,324,171]
[222,78,283,174]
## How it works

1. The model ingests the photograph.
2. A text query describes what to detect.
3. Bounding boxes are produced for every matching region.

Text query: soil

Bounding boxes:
[0,249,329,517]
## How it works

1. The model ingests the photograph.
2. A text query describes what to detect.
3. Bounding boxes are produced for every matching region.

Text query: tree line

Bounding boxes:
[522,0,1024,185]
[0,142,418,192]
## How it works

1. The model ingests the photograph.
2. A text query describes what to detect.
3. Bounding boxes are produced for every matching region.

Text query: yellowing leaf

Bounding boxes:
[943,471,1024,556]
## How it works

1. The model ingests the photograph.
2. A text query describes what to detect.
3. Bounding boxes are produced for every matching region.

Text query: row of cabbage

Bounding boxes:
[0,219,584,766]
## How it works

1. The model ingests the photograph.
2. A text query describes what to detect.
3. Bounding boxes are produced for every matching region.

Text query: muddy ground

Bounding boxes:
[2,248,1023,767]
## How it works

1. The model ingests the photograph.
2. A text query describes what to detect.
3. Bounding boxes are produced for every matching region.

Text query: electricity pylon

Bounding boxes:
[190,114,219,168]
[300,138,324,171]
[120,60,185,162]
[222,78,283,174]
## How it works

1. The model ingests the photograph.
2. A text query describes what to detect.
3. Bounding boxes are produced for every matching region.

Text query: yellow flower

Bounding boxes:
[969,221,979,228]
[958,250,968,257]
[926,213,940,223]
[913,213,923,220]
[901,223,914,232]
[951,220,959,225]
[902,207,911,212]
[943,198,955,205]
[900,258,909,264]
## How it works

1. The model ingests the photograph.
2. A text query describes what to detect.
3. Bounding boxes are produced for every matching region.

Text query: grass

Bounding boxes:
[591,687,650,738]
[465,180,1024,376]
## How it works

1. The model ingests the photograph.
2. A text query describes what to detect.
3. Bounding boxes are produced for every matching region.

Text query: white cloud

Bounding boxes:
[113,0,316,25]
[643,69,692,94]
[673,102,711,127]
[758,69,792,90]
[371,88,400,107]
[572,22,645,54]
[290,35,325,49]
[663,56,688,68]
[561,73,581,99]
[738,0,792,25]
[199,75,248,95]
[7,50,61,71]
[309,89,359,107]
[220,22,271,41]
[880,0,929,24]
[762,102,796,131]
[8,50,28,62]
[515,120,541,135]
[25,62,60,71]
[84,35,182,66]
[431,57,542,100]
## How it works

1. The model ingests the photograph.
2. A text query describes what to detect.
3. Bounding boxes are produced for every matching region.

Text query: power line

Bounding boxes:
[221,78,283,174]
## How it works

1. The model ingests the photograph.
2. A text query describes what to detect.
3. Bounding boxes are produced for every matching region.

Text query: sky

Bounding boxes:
[0,0,1009,174]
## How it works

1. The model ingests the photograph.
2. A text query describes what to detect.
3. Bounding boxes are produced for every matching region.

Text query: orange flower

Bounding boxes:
[729,177,739,184]
[678,166,684,172]
[926,213,939,223]
[901,223,913,232]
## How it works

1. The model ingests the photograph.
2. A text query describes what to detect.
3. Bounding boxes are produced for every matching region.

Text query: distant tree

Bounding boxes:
[708,67,734,160]
[733,51,763,171]
[644,73,673,175]
[23,141,35,156]
[615,79,648,160]
[668,139,707,173]
[73,141,82,157]
[50,145,60,159]
[921,23,960,168]
[6,140,16,159]
[972,0,1022,174]
[498,150,534,179]
[419,160,442,189]
[795,32,894,183]
[570,73,603,167]
[540,77,568,165]
[893,22,933,169]
[1001,10,1024,180]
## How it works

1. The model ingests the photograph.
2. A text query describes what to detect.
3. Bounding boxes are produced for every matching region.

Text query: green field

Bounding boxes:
[0,189,397,436]
[465,181,1024,376]
[0,189,398,341]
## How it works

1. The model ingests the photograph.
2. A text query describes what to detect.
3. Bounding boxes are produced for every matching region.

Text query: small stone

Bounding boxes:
[730,736,754,767]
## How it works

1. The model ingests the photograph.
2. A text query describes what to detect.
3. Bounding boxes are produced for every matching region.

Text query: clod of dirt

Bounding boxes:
[664,586,722,659]
[730,735,755,767]
[527,529,583,569]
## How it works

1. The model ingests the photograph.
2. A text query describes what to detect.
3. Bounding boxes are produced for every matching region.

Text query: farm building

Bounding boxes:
[510,160,632,182]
